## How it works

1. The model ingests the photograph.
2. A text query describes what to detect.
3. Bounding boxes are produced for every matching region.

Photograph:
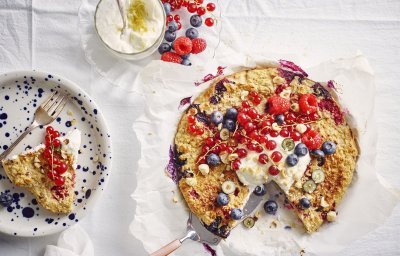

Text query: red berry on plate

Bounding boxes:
[255,145,263,153]
[54,175,65,186]
[174,14,180,21]
[259,135,268,143]
[232,159,241,170]
[167,14,173,22]
[191,38,207,54]
[285,112,296,123]
[197,6,206,16]
[269,130,279,137]
[236,148,247,158]
[241,101,250,108]
[265,140,277,150]
[271,151,283,162]
[244,122,256,133]
[174,37,193,55]
[52,139,61,148]
[196,127,204,135]
[196,0,204,4]
[251,95,262,105]
[177,21,182,30]
[220,143,227,152]
[206,2,216,11]
[237,112,250,126]
[267,96,290,114]
[247,108,258,119]
[187,115,196,123]
[187,3,197,13]
[47,171,56,180]
[299,94,318,114]
[258,153,269,164]
[247,143,257,151]
[188,124,197,134]
[309,112,320,121]
[161,52,182,63]
[52,130,60,138]
[43,148,52,159]
[46,126,54,134]
[55,163,68,174]
[268,165,280,176]
[202,145,210,154]
[279,129,289,137]
[290,131,301,141]
[205,137,215,146]
[301,130,323,150]
[205,17,214,27]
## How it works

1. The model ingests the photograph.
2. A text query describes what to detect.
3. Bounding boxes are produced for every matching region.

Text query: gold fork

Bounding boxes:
[0,92,68,161]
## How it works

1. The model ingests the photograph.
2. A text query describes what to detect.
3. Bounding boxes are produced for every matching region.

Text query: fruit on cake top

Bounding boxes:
[173,65,358,238]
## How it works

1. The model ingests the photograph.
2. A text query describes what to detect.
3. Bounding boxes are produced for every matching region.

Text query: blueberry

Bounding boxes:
[207,153,221,166]
[185,27,199,39]
[217,225,230,238]
[310,149,325,166]
[158,43,171,54]
[210,111,223,125]
[294,143,308,157]
[181,59,191,66]
[275,114,285,125]
[163,3,171,15]
[206,216,221,233]
[253,185,266,196]
[164,31,176,42]
[181,53,191,59]
[190,15,202,27]
[299,198,310,209]
[230,208,243,220]
[167,21,178,32]
[286,154,299,167]
[264,200,278,215]
[225,108,238,120]
[321,141,336,155]
[0,192,13,207]
[223,119,236,132]
[217,193,229,206]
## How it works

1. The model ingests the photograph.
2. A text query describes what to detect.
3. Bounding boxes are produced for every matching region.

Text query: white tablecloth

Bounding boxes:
[0,0,399,255]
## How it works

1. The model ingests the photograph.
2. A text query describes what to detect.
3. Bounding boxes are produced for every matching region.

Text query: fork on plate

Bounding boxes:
[0,92,68,161]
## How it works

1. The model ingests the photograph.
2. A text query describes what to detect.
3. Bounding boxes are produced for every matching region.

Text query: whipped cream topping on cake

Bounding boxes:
[237,135,311,193]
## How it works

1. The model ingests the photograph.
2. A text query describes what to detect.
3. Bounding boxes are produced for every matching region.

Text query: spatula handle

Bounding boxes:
[149,239,181,256]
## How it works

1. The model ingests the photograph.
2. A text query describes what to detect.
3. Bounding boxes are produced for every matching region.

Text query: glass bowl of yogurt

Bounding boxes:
[94,0,165,60]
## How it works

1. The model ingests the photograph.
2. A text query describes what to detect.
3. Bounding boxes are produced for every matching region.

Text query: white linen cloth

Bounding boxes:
[0,0,400,255]
[44,225,94,256]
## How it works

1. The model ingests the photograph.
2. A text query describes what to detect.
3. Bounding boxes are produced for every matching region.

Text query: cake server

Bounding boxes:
[150,188,262,256]
[150,212,220,256]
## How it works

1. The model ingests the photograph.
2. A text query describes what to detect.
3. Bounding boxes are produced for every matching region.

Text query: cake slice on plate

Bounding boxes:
[1,127,81,214]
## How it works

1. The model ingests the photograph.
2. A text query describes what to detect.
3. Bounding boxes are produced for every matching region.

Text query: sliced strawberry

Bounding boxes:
[301,130,323,150]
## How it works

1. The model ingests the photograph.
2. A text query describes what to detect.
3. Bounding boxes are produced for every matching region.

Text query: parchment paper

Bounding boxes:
[130,54,400,256]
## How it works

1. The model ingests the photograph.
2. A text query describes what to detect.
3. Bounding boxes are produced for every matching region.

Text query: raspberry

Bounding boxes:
[174,37,192,55]
[191,38,207,54]
[266,96,290,114]
[299,94,318,114]
[301,130,323,150]
[161,52,182,63]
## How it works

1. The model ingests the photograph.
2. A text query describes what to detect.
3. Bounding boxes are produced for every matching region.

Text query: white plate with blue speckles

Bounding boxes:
[0,71,112,237]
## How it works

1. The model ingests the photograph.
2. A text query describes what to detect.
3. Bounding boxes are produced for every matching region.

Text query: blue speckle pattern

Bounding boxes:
[0,71,112,237]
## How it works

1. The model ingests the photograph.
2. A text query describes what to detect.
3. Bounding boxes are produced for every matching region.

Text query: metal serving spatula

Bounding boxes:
[150,188,263,256]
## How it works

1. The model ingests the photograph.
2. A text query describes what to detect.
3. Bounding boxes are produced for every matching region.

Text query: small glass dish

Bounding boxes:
[94,0,166,60]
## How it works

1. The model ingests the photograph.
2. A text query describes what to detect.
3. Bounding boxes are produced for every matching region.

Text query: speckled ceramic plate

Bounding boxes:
[0,71,112,237]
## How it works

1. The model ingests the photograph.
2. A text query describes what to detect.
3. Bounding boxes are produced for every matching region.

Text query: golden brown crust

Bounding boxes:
[174,67,358,235]
[2,145,76,214]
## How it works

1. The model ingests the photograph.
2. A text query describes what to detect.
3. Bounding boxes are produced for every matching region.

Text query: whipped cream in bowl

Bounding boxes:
[94,0,165,60]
